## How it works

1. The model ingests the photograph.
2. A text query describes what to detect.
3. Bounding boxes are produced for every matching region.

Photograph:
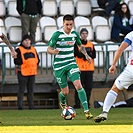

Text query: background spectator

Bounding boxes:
[111,2,132,42]
[16,0,42,44]
[97,0,121,16]
[13,35,40,110]
[74,28,96,108]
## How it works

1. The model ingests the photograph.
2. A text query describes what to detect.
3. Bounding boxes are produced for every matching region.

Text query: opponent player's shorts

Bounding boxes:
[115,65,133,90]
[53,64,80,88]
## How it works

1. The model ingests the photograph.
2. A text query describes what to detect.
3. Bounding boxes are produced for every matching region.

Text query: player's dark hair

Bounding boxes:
[63,14,74,22]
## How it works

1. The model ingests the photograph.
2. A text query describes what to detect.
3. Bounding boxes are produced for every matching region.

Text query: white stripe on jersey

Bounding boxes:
[55,53,74,58]
[54,62,77,71]
[58,33,77,38]
[54,58,75,65]
[57,47,74,51]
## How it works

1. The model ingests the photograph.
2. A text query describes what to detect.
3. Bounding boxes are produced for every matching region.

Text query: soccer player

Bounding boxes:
[47,14,93,119]
[94,31,133,123]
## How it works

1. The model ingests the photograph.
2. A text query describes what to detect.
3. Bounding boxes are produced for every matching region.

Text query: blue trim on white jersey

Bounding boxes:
[123,38,132,46]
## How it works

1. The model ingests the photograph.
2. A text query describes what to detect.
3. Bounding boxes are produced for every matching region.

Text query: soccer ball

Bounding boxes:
[61,106,76,120]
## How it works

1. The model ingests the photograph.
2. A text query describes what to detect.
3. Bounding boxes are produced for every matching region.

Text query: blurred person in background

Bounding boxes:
[111,2,132,42]
[17,0,42,44]
[13,35,40,110]
[97,0,121,17]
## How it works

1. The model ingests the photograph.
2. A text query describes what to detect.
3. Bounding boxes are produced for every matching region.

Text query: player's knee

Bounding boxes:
[62,91,69,95]
[111,84,120,94]
[73,80,82,90]
[61,88,69,95]
[75,83,82,90]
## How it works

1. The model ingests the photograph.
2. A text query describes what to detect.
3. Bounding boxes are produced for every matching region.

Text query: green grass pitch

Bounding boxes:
[0,108,133,133]
[0,108,133,126]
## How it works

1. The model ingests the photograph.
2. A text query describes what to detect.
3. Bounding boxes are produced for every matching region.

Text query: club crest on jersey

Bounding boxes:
[72,37,75,41]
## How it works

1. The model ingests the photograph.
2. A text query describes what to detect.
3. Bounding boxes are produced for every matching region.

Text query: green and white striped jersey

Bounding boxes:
[47,28,82,71]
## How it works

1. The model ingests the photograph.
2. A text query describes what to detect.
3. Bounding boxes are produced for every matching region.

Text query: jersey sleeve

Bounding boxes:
[75,31,82,46]
[123,31,133,46]
[47,31,58,48]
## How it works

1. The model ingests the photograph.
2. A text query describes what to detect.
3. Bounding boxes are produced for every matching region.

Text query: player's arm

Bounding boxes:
[47,31,59,55]
[109,41,128,74]
[79,45,92,63]
[47,46,59,55]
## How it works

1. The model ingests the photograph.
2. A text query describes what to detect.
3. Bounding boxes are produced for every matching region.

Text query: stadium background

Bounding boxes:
[0,0,133,110]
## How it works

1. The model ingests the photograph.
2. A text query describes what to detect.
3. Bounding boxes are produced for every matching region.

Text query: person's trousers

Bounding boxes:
[21,13,39,44]
[17,72,35,109]
[98,0,119,15]
[104,0,119,15]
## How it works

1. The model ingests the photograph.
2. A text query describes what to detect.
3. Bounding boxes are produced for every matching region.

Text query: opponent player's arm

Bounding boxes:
[113,42,128,65]
[109,41,128,74]
[79,45,92,63]
[47,46,59,55]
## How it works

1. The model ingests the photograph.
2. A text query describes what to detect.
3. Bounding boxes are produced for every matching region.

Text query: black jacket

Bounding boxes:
[17,0,42,15]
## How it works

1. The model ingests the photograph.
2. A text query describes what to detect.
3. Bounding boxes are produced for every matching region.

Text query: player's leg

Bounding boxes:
[73,79,93,119]
[67,65,93,119]
[59,86,69,109]
[94,84,119,122]
[94,66,133,122]
[74,72,85,108]
[67,66,88,111]
[74,88,81,108]
[53,68,68,109]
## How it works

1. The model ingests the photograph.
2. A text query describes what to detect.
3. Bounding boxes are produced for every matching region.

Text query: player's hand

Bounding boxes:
[53,49,59,55]
[11,49,17,58]
[85,54,92,64]
[109,65,116,74]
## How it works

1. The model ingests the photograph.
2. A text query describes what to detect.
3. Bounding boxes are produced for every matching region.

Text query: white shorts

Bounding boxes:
[115,65,133,90]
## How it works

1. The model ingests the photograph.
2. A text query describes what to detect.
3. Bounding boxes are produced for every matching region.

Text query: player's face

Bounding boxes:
[80,32,88,41]
[63,20,74,34]
[23,39,31,47]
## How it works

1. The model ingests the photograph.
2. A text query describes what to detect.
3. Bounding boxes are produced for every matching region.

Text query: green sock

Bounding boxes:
[59,91,66,104]
[77,88,88,111]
